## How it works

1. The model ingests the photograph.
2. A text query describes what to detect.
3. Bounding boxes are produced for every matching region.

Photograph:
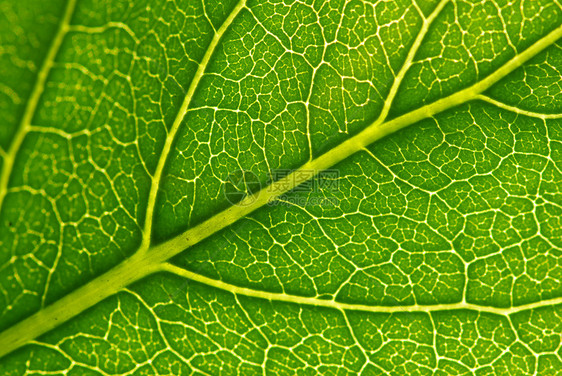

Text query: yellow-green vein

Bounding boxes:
[0,0,77,214]
[139,0,247,253]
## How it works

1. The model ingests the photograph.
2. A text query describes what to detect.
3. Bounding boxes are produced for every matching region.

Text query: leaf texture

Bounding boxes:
[1,0,562,374]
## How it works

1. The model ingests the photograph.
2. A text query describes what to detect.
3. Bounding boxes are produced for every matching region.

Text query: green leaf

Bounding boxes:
[1,0,562,374]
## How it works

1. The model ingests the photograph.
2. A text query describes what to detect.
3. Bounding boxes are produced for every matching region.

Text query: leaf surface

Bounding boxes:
[1,0,562,374]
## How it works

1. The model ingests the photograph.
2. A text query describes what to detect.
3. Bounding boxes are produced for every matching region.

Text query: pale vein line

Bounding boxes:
[161,263,562,316]
[1,18,562,361]
[476,94,562,119]
[139,0,247,253]
[375,0,450,125]
[0,0,77,215]
[67,22,139,43]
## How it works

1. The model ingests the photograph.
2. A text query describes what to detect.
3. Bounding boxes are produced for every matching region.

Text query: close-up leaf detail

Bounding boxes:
[1,0,562,374]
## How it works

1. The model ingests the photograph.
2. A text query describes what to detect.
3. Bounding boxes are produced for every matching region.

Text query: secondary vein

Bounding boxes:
[375,0,450,125]
[161,263,562,316]
[477,94,562,119]
[0,0,77,215]
[139,0,247,253]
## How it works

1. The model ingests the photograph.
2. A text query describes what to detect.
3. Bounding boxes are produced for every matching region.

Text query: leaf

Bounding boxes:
[1,0,562,374]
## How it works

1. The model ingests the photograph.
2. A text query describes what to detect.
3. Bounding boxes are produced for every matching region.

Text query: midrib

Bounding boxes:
[147,20,562,265]
[1,9,562,361]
